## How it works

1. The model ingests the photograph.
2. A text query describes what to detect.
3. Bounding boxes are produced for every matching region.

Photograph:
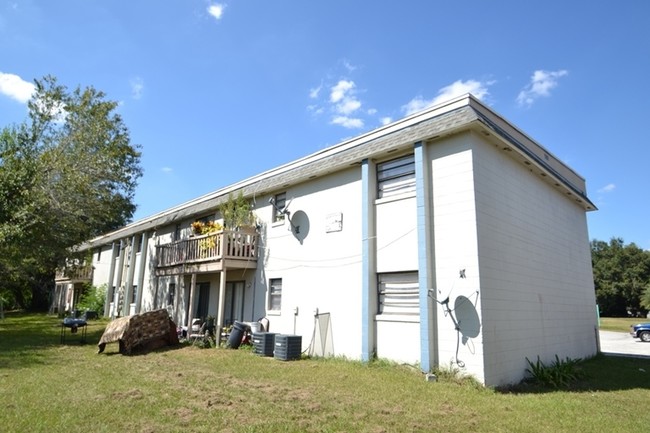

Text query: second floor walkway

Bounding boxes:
[155,229,258,276]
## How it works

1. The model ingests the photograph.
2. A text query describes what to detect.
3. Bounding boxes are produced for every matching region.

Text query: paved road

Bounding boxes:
[599,330,650,358]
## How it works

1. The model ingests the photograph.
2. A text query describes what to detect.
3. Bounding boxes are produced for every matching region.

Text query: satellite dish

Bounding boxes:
[290,210,310,244]
[454,295,481,339]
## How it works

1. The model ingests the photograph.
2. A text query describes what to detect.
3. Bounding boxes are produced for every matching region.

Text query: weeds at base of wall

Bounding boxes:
[432,362,484,388]
[524,354,585,389]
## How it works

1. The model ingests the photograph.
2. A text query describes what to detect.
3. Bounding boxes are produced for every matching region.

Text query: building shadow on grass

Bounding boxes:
[497,353,650,394]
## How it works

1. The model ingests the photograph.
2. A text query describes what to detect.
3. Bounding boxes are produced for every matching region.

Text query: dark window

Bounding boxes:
[168,283,176,306]
[272,192,286,222]
[269,278,282,311]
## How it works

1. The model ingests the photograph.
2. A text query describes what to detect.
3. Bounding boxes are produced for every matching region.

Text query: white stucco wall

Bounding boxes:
[471,131,597,386]
[91,244,112,289]
[253,167,363,358]
[374,193,420,363]
[376,195,418,273]
[427,133,485,383]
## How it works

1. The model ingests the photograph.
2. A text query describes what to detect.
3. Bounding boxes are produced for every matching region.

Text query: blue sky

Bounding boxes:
[1,1,649,249]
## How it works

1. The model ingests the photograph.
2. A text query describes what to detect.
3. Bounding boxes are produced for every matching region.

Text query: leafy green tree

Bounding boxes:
[218,191,254,229]
[592,238,650,317]
[0,76,142,310]
[76,284,107,314]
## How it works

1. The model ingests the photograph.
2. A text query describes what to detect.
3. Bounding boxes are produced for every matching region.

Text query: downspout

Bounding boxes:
[415,141,438,372]
[361,158,377,362]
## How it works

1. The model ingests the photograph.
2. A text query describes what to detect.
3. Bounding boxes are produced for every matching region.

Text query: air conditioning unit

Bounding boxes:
[252,332,276,357]
[274,334,302,361]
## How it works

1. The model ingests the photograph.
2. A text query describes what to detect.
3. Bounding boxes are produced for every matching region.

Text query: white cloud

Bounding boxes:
[330,80,355,103]
[331,116,363,129]
[130,77,144,100]
[380,117,392,126]
[336,98,361,115]
[328,79,363,117]
[342,60,357,73]
[309,67,388,130]
[161,167,173,173]
[307,104,324,115]
[207,3,225,20]
[309,84,322,99]
[0,72,35,103]
[402,79,491,115]
[517,69,568,107]
[598,183,616,194]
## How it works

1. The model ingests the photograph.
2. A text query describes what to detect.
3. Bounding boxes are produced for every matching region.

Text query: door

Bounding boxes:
[224,281,245,325]
[196,282,210,320]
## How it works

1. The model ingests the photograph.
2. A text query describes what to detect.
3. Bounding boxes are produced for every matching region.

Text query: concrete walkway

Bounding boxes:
[599,330,650,358]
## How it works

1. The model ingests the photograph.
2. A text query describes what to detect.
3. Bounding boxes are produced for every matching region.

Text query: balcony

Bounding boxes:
[55,265,94,282]
[155,229,258,276]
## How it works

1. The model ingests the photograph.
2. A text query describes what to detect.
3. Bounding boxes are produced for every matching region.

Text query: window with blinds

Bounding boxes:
[377,154,416,199]
[378,272,419,315]
[268,278,282,311]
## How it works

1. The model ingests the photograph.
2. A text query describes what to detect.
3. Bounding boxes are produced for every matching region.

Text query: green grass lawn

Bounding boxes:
[599,316,649,332]
[1,312,649,433]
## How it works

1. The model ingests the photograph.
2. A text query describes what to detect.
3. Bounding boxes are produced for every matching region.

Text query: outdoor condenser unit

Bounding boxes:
[273,334,302,361]
[252,332,276,357]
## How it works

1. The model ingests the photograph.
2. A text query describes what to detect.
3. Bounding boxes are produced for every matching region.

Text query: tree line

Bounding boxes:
[592,238,650,317]
[0,76,142,310]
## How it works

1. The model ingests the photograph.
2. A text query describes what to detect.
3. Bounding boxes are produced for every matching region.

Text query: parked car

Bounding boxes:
[630,322,650,342]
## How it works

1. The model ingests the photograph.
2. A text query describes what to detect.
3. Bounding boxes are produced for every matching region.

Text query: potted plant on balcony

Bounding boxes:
[190,220,223,253]
[191,220,223,236]
[219,192,257,258]
[218,191,256,231]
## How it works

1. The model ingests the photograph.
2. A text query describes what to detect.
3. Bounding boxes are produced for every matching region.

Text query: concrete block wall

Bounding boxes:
[471,131,597,386]
[428,133,485,383]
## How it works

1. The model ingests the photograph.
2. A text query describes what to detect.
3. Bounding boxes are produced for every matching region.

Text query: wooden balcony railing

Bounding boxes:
[155,230,258,268]
[55,264,94,281]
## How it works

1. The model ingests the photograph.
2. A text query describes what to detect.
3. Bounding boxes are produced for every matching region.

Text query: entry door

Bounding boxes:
[224,281,245,325]
[196,282,210,320]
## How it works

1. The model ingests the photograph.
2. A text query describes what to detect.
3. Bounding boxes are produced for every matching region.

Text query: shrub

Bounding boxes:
[525,355,584,388]
[76,284,107,315]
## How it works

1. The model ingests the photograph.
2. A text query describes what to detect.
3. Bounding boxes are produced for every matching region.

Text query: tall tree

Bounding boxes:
[0,76,142,310]
[592,238,650,317]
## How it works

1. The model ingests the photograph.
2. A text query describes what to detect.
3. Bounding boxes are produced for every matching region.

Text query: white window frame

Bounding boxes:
[268,278,282,312]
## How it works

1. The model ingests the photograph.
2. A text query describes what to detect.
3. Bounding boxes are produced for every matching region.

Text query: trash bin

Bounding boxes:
[248,321,262,334]
[227,321,247,349]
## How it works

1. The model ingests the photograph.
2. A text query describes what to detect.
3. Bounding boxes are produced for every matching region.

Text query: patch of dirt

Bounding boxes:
[112,388,144,400]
